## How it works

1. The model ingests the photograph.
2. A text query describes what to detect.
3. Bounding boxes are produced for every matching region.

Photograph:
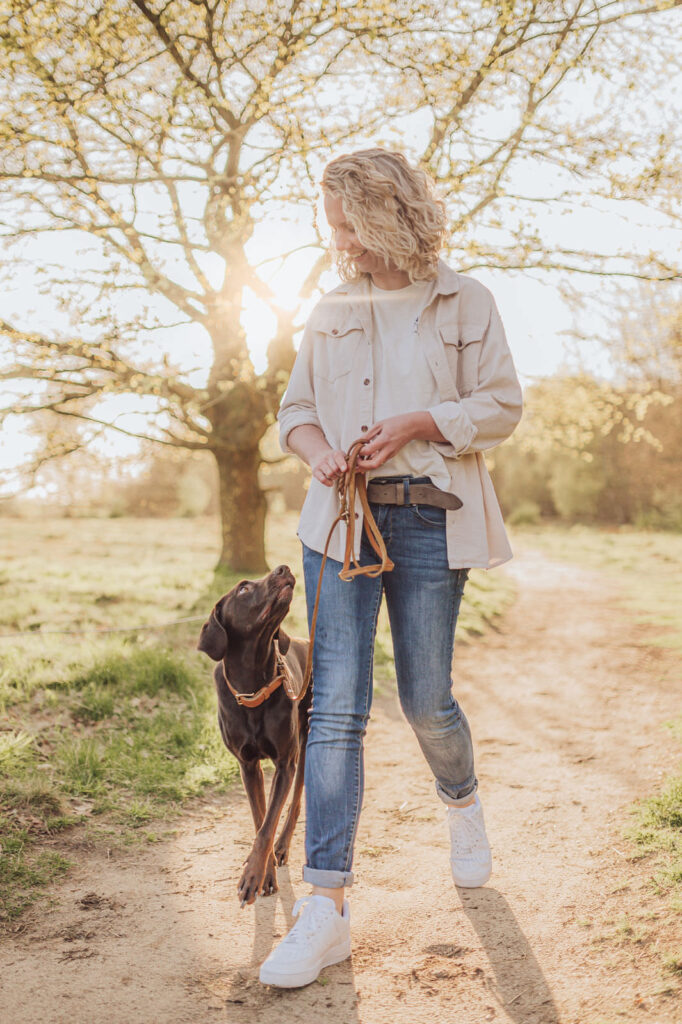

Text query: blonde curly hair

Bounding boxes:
[321,149,447,282]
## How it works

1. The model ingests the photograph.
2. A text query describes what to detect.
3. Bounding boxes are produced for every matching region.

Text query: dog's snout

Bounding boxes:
[269,564,295,598]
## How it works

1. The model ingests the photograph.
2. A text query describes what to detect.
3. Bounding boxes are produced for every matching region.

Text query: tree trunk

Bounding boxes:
[213,446,268,573]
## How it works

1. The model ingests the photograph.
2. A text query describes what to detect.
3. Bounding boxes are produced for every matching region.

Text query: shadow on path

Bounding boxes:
[453,888,560,1024]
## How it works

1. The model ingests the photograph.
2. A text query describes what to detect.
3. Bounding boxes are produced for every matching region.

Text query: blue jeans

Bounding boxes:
[301,498,477,889]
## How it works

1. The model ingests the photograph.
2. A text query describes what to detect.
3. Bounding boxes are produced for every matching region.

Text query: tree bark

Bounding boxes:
[213,445,268,573]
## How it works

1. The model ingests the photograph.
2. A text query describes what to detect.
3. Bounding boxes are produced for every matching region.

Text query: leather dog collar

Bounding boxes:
[222,638,296,708]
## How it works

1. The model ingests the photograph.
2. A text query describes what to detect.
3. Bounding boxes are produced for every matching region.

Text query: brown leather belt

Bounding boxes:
[366,478,463,510]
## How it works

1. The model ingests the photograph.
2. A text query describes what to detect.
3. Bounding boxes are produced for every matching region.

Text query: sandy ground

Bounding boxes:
[1,545,681,1024]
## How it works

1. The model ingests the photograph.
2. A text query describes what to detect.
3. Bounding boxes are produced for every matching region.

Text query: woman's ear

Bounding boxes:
[197,606,228,661]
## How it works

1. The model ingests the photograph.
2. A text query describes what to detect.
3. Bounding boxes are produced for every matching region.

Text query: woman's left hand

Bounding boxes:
[356,413,422,470]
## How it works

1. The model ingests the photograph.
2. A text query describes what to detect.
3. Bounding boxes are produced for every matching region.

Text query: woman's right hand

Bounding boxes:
[311,448,348,487]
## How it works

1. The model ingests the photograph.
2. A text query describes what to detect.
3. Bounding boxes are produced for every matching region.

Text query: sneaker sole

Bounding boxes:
[450,861,492,888]
[259,936,351,988]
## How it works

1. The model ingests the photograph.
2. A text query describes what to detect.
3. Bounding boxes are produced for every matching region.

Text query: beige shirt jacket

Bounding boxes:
[278,260,523,570]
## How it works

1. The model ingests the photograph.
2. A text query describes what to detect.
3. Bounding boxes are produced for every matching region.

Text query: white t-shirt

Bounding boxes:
[369,279,451,489]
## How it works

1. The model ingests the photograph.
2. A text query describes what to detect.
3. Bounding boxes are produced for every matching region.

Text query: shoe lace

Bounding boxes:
[280,897,332,949]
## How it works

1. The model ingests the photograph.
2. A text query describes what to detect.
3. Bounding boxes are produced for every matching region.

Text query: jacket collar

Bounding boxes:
[342,258,460,303]
[317,259,460,336]
[433,259,461,296]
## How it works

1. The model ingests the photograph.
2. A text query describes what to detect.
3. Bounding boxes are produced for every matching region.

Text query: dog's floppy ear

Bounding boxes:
[275,628,291,655]
[197,606,228,661]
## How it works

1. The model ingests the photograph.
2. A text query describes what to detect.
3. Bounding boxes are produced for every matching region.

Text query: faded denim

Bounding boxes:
[301,496,477,889]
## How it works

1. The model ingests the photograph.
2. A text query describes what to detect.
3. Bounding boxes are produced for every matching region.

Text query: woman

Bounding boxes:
[261,149,522,988]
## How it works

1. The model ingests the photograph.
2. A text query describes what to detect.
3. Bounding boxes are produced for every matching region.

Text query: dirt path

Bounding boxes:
[2,547,681,1024]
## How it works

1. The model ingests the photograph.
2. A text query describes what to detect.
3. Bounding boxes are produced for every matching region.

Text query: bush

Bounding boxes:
[507,500,542,526]
[634,498,682,532]
[549,455,606,521]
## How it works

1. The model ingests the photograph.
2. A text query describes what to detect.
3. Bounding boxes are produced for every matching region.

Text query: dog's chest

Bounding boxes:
[214,667,297,763]
[229,706,294,761]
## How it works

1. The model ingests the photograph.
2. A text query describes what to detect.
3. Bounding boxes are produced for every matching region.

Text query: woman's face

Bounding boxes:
[323,193,399,277]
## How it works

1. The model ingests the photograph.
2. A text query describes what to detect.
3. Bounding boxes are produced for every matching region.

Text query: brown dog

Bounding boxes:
[197,564,312,905]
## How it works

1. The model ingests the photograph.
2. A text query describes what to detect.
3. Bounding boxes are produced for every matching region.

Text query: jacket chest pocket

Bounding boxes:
[313,314,364,385]
[438,320,486,397]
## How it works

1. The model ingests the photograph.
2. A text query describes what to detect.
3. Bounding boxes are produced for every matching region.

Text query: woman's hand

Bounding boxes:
[357,412,445,470]
[311,448,348,487]
[286,425,348,487]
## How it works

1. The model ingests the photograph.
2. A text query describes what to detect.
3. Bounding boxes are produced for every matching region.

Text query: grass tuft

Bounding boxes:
[59,737,107,799]
[0,826,71,922]
[66,646,197,697]
[663,952,682,975]
[0,731,36,773]
[627,758,682,894]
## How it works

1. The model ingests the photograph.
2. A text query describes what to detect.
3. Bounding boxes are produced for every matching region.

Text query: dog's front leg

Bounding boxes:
[238,758,296,906]
[240,759,267,831]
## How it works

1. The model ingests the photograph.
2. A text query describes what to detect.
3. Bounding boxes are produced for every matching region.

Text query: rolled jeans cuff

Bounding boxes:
[302,865,354,889]
[435,777,478,807]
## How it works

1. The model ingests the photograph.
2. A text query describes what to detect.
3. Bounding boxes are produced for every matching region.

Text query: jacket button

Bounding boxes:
[363,378,370,385]
[331,328,338,335]
[361,425,368,431]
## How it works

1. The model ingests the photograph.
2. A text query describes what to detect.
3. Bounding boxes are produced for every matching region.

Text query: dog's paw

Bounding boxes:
[260,860,279,896]
[273,837,290,866]
[238,857,266,905]
[238,852,278,905]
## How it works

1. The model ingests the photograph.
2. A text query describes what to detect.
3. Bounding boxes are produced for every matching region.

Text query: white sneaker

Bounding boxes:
[259,894,351,988]
[447,794,492,887]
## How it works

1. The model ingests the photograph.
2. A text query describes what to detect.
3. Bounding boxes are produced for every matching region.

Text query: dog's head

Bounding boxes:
[196,564,295,662]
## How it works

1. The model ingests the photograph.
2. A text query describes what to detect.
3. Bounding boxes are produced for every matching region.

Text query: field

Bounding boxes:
[1,516,680,1024]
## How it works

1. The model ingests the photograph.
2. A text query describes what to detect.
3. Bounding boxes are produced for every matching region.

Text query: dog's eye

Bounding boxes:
[237,583,250,595]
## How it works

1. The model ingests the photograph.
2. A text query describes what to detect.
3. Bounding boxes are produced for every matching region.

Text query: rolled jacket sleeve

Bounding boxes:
[428,300,522,458]
[277,325,323,454]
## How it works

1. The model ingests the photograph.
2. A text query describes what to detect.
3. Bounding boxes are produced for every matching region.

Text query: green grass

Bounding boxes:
[0,515,232,922]
[628,754,682,895]
[0,832,70,922]
[0,511,514,923]
[0,643,239,921]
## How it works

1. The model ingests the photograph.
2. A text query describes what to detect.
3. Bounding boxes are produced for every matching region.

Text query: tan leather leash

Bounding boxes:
[294,437,395,704]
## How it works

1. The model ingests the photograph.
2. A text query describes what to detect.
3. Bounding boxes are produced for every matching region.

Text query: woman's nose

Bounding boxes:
[335,229,353,252]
